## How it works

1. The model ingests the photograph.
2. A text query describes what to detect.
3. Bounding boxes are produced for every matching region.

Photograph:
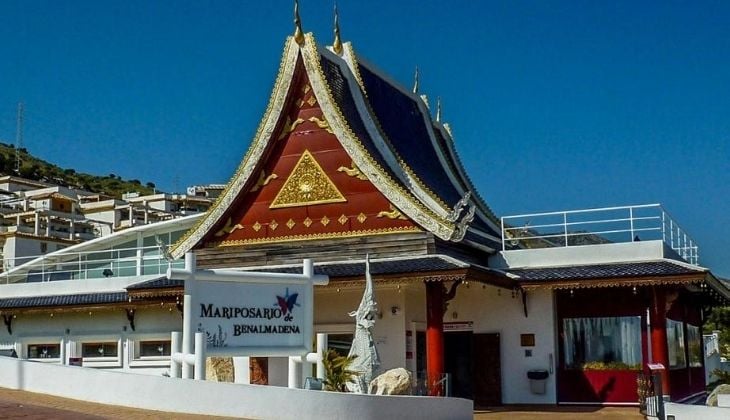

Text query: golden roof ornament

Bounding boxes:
[412,66,419,94]
[294,0,304,45]
[436,96,442,122]
[333,2,343,55]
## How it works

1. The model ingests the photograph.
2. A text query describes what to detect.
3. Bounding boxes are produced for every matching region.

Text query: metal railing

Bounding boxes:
[2,245,180,284]
[501,204,699,265]
[412,371,451,397]
[637,371,664,418]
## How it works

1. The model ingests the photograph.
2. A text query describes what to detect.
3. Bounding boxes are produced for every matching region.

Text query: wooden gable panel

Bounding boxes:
[203,69,420,248]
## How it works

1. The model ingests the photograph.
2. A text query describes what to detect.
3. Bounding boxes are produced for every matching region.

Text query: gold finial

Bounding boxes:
[333,2,343,55]
[412,66,419,94]
[436,97,443,122]
[294,0,304,44]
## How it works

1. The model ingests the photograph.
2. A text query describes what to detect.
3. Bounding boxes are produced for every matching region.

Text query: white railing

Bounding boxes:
[2,245,181,284]
[705,332,721,358]
[501,204,699,265]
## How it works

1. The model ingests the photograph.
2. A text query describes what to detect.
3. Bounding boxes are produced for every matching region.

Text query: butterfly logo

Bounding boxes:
[275,288,300,320]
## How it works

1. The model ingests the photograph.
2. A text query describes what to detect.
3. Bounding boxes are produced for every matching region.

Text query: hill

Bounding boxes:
[0,142,156,198]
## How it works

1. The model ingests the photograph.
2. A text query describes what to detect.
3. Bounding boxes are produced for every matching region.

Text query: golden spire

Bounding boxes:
[436,96,442,122]
[294,0,304,44]
[333,2,343,55]
[412,66,419,94]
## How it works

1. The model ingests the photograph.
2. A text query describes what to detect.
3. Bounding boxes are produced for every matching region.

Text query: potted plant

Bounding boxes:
[322,349,360,392]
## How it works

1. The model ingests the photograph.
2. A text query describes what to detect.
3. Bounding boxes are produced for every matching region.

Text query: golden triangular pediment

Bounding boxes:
[270,149,347,208]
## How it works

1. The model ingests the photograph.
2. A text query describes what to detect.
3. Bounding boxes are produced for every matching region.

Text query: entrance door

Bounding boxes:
[444,332,502,406]
[445,332,473,399]
[473,333,502,407]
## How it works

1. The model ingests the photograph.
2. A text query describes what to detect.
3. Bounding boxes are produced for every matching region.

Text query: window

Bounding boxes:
[327,334,353,355]
[139,340,171,358]
[27,344,60,359]
[666,319,686,369]
[562,316,642,370]
[686,324,702,368]
[0,349,16,357]
[82,342,118,358]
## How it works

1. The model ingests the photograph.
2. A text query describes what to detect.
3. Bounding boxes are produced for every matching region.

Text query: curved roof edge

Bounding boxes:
[3,214,203,279]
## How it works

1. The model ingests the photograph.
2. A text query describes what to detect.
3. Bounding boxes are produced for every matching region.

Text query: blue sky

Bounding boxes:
[0,1,728,276]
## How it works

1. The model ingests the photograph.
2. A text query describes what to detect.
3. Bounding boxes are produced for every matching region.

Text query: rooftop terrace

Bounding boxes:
[500,204,699,265]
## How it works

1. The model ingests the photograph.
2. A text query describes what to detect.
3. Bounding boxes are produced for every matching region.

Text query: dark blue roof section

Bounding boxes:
[0,292,128,309]
[508,261,705,282]
[357,61,462,206]
[431,124,499,232]
[318,51,400,183]
[126,276,182,290]
[251,256,465,277]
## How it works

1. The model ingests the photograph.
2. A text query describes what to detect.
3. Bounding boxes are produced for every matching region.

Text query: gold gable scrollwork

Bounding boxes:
[307,115,333,134]
[377,204,408,220]
[214,217,244,237]
[250,172,279,192]
[337,161,368,180]
[277,116,305,140]
[270,150,347,208]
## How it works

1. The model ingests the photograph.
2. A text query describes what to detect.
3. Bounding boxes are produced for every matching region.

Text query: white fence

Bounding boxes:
[501,204,699,264]
[0,356,473,419]
[665,402,730,420]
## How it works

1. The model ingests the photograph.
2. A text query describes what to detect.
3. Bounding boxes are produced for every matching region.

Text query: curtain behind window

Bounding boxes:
[563,316,642,369]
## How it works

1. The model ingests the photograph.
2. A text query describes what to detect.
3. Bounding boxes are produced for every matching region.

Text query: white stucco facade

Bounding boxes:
[447,285,557,404]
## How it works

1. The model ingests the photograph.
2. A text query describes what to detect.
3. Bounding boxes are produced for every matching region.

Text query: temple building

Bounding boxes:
[0,9,728,408]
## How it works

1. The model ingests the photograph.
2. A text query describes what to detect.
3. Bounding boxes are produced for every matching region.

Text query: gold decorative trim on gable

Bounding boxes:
[212,225,421,247]
[270,149,347,208]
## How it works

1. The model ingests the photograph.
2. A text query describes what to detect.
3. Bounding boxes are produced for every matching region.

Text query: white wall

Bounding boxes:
[491,240,669,269]
[315,285,407,371]
[0,306,181,376]
[447,285,557,404]
[0,356,473,420]
[665,402,730,419]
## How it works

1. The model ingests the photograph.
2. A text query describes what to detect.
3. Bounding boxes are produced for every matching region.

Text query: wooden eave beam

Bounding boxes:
[519,273,707,291]
[0,300,179,316]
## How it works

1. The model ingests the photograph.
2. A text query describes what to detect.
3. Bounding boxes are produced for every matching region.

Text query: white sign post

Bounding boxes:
[167,252,328,381]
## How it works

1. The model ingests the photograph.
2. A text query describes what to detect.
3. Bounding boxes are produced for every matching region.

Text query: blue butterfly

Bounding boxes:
[275,288,300,315]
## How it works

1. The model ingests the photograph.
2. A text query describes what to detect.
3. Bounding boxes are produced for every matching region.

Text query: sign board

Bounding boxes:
[170,253,328,359]
[444,321,473,332]
[189,281,311,356]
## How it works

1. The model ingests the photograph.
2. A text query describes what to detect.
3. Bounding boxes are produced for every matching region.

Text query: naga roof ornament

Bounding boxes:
[293,0,304,45]
[332,3,343,55]
[412,66,419,94]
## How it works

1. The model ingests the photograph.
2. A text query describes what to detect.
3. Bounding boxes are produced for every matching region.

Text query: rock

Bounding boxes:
[368,368,412,395]
[706,383,730,406]
[206,357,234,382]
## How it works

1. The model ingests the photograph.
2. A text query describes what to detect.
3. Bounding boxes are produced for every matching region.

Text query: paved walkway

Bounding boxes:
[1,387,644,419]
[0,387,238,419]
[475,405,643,420]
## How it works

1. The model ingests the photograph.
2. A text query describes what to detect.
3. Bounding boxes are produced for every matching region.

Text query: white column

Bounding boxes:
[143,200,148,224]
[34,211,40,235]
[69,205,76,240]
[182,294,193,379]
[288,357,299,389]
[194,332,206,380]
[170,331,182,378]
[135,232,143,276]
[59,338,67,365]
[316,333,327,380]
[45,216,51,236]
